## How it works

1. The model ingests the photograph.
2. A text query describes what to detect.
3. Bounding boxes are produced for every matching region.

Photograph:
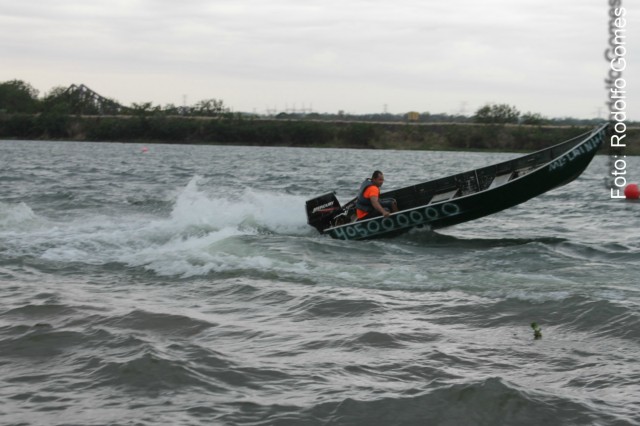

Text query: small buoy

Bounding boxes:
[141,146,149,153]
[624,183,639,199]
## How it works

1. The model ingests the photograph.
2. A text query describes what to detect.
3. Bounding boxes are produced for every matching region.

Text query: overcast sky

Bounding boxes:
[1,0,638,119]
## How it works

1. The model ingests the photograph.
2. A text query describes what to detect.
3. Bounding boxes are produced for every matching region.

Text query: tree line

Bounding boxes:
[0,79,615,126]
[0,80,232,118]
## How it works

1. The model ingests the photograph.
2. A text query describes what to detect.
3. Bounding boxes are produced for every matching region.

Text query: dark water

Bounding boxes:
[1,140,639,426]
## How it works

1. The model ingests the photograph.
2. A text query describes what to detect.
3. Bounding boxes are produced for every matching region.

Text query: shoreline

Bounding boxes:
[1,115,638,154]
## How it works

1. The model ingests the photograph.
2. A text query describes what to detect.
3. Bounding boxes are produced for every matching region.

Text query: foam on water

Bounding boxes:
[169,175,309,235]
[0,201,38,229]
[2,176,313,277]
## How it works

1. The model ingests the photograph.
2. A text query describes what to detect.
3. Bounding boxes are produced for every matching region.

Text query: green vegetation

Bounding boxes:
[0,80,40,114]
[474,104,521,124]
[1,79,639,153]
[531,322,542,340]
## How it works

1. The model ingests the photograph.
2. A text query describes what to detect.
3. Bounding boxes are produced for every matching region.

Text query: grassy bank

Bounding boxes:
[1,114,637,154]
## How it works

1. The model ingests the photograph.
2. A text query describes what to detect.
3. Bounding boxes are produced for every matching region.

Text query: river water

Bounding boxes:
[1,139,639,425]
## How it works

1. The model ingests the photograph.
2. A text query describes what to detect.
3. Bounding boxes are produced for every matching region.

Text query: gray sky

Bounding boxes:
[1,0,638,119]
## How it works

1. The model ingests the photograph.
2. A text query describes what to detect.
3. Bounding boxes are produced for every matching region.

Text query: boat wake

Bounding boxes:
[0,176,313,277]
[168,176,310,236]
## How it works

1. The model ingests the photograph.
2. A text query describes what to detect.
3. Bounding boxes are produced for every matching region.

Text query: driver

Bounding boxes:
[355,170,398,220]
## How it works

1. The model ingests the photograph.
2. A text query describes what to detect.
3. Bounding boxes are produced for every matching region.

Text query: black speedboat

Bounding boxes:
[305,123,608,240]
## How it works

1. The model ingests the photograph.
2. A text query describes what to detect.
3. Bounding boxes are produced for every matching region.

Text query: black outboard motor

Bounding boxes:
[305,192,342,233]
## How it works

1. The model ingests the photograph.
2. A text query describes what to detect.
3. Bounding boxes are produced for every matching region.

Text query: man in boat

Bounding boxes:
[355,171,398,220]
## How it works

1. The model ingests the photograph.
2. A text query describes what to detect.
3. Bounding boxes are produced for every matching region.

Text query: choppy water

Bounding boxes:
[1,139,639,426]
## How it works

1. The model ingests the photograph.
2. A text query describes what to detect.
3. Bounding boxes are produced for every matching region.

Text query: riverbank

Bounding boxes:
[1,114,638,154]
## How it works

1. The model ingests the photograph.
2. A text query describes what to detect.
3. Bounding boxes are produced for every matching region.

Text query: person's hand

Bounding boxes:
[383,211,390,218]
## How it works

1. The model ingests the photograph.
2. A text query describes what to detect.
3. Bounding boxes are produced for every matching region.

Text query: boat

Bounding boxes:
[305,123,608,240]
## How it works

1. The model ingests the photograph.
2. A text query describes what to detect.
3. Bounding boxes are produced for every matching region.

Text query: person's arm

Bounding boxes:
[369,196,390,217]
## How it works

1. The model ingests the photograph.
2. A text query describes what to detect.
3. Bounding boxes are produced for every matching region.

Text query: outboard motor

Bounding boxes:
[305,192,342,233]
